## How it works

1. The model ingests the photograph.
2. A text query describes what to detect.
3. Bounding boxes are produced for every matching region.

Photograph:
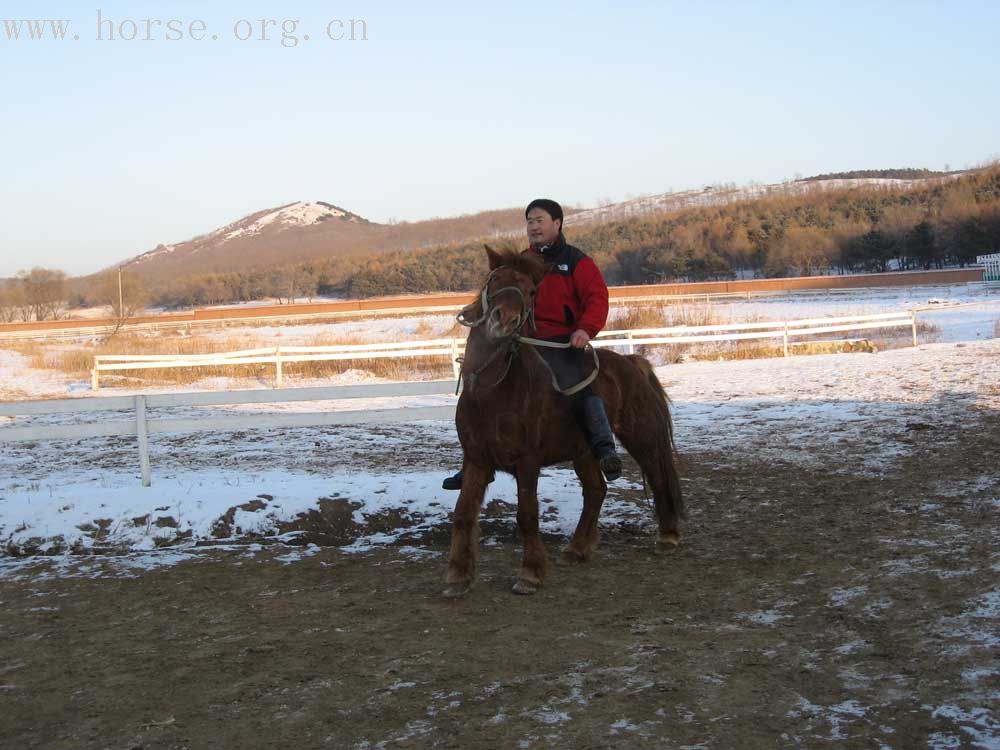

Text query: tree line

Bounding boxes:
[340,165,1000,296]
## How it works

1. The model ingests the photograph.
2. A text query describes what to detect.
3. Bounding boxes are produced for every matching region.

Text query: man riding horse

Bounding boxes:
[442,198,623,489]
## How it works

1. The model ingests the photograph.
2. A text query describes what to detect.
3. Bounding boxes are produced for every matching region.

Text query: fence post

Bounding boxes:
[275,346,283,388]
[911,310,918,347]
[627,330,635,355]
[91,361,99,391]
[450,339,460,380]
[783,323,789,357]
[135,395,151,487]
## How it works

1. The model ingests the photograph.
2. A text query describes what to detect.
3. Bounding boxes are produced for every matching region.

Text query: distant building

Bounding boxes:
[978,253,1000,284]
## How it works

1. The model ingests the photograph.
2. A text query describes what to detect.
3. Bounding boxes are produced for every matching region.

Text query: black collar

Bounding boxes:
[537,233,567,257]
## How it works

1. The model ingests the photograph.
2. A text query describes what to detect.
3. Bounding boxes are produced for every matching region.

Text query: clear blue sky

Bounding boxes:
[1,1,998,276]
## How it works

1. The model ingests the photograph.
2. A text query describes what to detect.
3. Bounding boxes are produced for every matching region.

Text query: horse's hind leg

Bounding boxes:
[650,453,683,555]
[618,434,683,554]
[561,454,606,563]
[513,461,545,595]
[443,460,491,598]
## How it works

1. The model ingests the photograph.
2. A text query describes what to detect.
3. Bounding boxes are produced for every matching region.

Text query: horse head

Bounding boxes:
[460,245,547,343]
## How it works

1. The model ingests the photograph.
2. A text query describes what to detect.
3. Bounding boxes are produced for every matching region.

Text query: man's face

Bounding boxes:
[526,208,561,247]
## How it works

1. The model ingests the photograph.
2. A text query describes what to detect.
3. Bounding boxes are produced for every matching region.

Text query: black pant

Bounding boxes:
[534,334,594,399]
[536,335,615,458]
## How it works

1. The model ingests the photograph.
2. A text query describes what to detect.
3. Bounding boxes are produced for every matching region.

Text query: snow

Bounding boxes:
[0,350,91,400]
[925,705,999,749]
[224,201,349,240]
[1,286,998,571]
[200,314,459,345]
[1,335,998,561]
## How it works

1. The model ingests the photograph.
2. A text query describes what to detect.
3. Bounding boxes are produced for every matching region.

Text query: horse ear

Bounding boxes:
[484,244,504,270]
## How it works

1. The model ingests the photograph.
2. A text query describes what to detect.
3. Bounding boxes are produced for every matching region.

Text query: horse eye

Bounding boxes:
[530,290,537,297]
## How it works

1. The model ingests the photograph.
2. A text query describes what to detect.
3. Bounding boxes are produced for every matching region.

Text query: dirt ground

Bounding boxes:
[1,405,998,749]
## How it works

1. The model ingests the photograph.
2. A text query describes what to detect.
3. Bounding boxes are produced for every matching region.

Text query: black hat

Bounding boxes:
[525,198,563,223]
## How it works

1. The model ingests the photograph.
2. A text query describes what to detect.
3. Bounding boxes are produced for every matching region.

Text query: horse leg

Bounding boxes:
[618,434,683,555]
[650,452,683,555]
[443,460,491,598]
[561,453,606,563]
[513,462,545,595]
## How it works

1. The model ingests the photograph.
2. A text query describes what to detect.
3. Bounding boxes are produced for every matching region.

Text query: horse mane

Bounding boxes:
[486,246,547,284]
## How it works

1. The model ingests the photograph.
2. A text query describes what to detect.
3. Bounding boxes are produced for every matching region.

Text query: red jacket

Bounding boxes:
[521,235,609,340]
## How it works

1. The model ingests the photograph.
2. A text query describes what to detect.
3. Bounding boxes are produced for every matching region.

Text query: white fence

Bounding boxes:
[979,253,1000,284]
[1,282,971,343]
[0,381,458,487]
[90,311,919,390]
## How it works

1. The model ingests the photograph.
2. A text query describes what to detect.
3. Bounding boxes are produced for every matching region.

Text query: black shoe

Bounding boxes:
[442,470,463,490]
[599,453,623,482]
[442,468,496,491]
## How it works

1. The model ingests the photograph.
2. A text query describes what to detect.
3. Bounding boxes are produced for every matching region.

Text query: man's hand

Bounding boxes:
[570,329,591,349]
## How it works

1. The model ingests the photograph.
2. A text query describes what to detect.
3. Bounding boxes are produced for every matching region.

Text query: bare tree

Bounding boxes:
[0,280,29,323]
[17,268,68,321]
[768,228,837,277]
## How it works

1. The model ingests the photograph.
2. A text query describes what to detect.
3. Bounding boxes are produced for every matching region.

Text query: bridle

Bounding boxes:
[456,267,537,334]
[455,265,599,396]
[455,267,536,392]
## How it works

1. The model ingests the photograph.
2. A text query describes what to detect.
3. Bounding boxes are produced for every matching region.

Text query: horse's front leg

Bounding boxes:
[443,460,491,598]
[513,461,545,595]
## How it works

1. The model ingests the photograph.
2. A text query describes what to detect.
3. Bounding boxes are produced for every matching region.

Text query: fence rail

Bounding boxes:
[89,311,919,389]
[0,381,459,487]
[5,302,996,486]
[4,278,993,343]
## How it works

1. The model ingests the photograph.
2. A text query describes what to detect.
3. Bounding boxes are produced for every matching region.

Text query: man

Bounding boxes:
[442,198,623,490]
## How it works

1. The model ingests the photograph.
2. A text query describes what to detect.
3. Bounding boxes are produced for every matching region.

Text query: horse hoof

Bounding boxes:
[511,578,539,595]
[559,547,587,565]
[655,534,680,556]
[441,583,471,599]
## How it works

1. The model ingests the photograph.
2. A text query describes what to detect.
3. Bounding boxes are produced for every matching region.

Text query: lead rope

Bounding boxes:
[513,335,600,396]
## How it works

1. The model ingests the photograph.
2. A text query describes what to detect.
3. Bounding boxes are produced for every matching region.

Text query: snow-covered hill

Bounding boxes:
[129,201,369,267]
[565,175,963,227]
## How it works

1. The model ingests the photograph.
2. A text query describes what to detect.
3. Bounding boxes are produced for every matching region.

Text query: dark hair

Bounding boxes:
[525,198,563,223]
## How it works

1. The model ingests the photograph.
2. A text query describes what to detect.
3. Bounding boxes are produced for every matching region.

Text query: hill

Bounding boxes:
[53,164,1000,308]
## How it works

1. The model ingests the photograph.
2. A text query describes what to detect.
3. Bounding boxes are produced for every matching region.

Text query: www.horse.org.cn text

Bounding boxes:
[1,11,369,47]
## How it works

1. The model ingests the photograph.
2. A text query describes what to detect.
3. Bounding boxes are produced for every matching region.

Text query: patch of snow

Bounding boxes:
[829,587,868,607]
[788,696,869,741]
[609,718,640,733]
[834,640,870,656]
[223,201,349,240]
[534,710,570,725]
[739,610,787,625]
[925,704,999,748]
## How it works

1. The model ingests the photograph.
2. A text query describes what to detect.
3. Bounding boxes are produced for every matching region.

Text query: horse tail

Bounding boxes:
[627,355,685,520]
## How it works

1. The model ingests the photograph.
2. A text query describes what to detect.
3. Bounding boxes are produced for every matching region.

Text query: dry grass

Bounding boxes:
[12,329,458,388]
[607,303,723,331]
[6,306,954,389]
[413,320,437,337]
[632,319,941,364]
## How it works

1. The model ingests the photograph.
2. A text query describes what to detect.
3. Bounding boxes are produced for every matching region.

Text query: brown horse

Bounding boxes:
[443,246,684,598]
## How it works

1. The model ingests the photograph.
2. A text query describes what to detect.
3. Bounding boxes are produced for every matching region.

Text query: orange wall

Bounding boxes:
[0,268,983,334]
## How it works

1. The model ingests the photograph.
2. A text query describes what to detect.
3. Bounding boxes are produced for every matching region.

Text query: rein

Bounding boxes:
[455,266,600,396]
